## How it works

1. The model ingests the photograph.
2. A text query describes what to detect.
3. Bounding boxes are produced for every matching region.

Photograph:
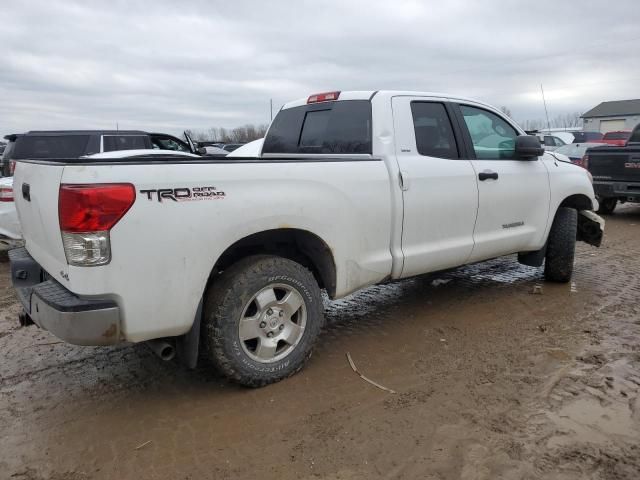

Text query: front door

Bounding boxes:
[453,103,550,262]
[392,96,479,278]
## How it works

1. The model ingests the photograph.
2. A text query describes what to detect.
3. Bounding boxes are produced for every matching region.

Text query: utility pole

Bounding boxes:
[540,84,551,132]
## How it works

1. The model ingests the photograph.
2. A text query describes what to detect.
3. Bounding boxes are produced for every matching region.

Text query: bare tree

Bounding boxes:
[185,124,269,143]
[500,106,512,118]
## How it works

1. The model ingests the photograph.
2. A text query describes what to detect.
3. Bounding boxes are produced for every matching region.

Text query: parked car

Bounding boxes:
[536,131,575,145]
[600,130,631,146]
[572,131,604,143]
[536,134,567,151]
[82,150,201,160]
[585,123,640,214]
[221,143,244,152]
[227,138,264,157]
[201,146,229,156]
[9,90,603,387]
[1,130,199,176]
[0,176,21,249]
[198,142,225,148]
[553,142,608,167]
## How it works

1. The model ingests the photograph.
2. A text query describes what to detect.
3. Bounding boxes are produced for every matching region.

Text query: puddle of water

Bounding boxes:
[547,397,638,448]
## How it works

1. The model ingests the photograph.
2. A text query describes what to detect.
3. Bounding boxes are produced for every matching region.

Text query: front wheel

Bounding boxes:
[544,207,577,283]
[597,197,617,215]
[202,255,324,387]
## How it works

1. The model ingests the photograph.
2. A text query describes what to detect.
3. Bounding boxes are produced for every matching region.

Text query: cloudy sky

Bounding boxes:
[1,0,639,136]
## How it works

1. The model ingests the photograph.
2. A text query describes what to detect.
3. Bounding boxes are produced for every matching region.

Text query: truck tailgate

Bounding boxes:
[13,161,68,282]
[589,149,640,183]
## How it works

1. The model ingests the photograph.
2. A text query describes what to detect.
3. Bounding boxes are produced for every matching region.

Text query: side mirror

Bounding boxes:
[516,135,544,160]
[197,146,207,155]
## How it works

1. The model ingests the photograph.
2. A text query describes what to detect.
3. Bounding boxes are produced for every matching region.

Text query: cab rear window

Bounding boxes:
[263,100,372,154]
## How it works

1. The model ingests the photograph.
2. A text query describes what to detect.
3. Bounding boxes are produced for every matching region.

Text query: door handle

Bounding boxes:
[478,171,499,181]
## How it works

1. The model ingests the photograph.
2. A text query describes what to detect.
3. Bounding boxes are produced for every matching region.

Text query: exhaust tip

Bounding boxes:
[147,339,176,361]
[159,345,175,361]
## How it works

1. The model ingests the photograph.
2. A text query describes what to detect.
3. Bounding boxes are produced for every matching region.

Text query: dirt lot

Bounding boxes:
[1,207,640,480]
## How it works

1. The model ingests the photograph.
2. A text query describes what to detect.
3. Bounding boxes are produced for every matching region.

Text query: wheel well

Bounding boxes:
[210,229,337,297]
[559,194,593,211]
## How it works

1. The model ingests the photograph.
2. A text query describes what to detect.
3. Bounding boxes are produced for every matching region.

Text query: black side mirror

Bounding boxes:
[516,135,544,160]
[197,146,207,155]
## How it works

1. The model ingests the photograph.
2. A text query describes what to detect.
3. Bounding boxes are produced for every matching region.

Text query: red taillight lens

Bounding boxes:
[9,160,16,175]
[0,186,13,202]
[578,154,589,169]
[307,91,341,104]
[59,184,135,232]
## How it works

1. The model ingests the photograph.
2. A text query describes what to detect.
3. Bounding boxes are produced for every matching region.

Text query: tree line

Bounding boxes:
[500,106,584,131]
[185,124,269,144]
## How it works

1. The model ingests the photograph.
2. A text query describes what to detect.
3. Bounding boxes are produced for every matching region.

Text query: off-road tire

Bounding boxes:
[202,255,323,387]
[544,207,577,283]
[597,197,617,215]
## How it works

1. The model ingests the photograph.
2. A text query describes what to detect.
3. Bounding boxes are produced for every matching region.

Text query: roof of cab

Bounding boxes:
[25,130,148,136]
[281,90,494,111]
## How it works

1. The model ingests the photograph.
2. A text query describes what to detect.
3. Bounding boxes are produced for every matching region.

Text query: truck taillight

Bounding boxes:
[307,91,340,103]
[0,187,13,202]
[9,160,16,175]
[59,184,135,266]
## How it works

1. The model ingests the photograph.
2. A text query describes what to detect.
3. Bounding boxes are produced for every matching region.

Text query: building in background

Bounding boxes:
[582,99,640,133]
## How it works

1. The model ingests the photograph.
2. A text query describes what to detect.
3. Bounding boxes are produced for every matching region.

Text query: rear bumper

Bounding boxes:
[9,247,121,345]
[593,181,640,202]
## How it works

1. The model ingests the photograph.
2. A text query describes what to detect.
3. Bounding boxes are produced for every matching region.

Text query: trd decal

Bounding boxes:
[140,186,225,202]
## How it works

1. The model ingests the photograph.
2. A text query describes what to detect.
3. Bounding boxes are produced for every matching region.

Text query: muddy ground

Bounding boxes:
[1,207,640,480]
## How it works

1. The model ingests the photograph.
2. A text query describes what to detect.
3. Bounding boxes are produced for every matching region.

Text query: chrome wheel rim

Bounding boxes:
[238,283,307,363]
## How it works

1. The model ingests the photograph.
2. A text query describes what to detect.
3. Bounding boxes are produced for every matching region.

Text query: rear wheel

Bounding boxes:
[544,207,577,283]
[202,255,323,387]
[597,197,617,215]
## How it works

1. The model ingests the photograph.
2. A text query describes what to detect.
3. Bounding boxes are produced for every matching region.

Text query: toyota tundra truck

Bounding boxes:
[10,90,604,386]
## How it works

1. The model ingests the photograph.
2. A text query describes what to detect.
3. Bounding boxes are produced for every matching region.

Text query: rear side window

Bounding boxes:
[410,102,459,159]
[12,135,90,159]
[263,100,372,154]
[103,135,147,152]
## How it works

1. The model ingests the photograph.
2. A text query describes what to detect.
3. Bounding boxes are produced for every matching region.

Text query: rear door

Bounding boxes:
[392,96,478,277]
[452,103,550,261]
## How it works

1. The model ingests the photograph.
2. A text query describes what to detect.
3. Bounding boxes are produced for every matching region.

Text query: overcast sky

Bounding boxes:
[1,0,639,136]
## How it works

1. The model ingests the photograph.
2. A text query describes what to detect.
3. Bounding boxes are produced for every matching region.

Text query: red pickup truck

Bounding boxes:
[601,130,632,146]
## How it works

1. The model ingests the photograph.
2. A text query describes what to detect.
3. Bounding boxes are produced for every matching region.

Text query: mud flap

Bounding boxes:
[175,299,202,369]
[518,244,547,267]
[577,210,605,247]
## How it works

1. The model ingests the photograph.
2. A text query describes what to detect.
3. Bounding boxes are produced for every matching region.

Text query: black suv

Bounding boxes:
[1,130,199,176]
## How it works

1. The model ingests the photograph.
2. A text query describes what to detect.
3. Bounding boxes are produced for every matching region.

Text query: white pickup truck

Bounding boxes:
[10,90,604,386]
